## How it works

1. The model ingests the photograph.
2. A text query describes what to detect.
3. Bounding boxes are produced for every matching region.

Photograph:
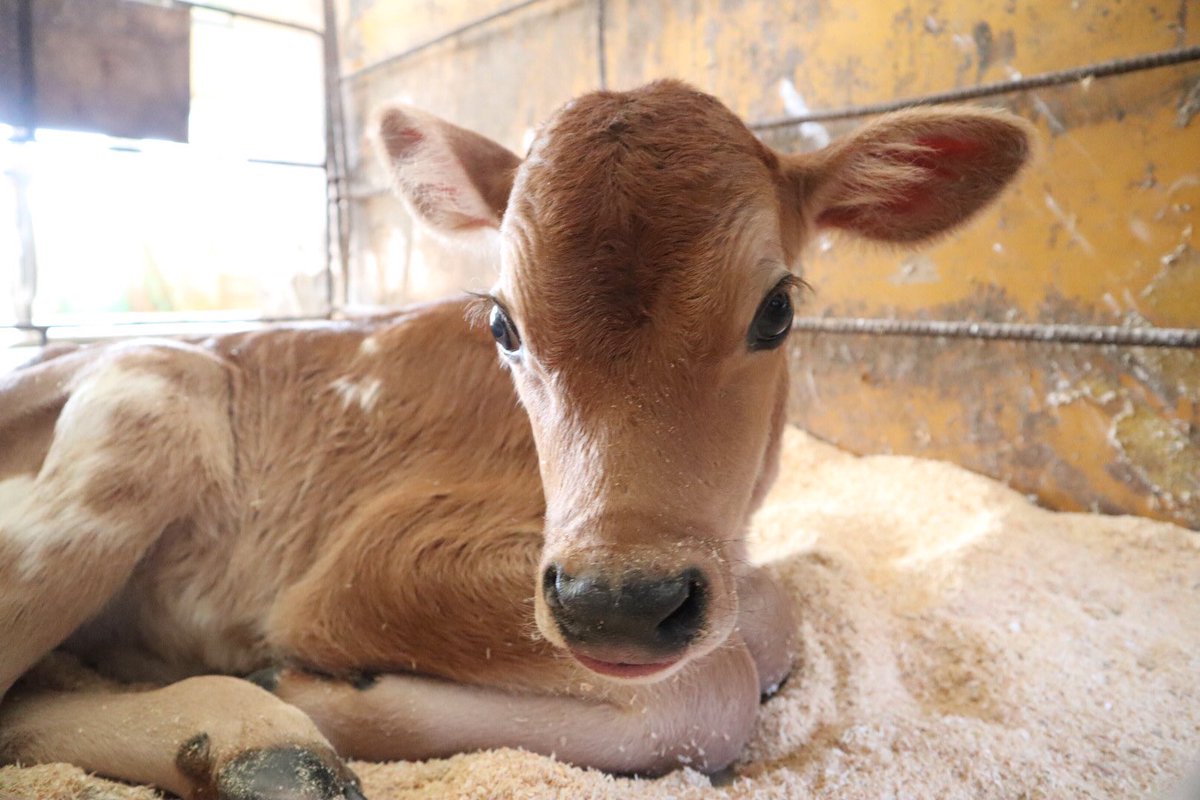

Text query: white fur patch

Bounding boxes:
[1,473,120,579]
[331,376,382,412]
[2,365,175,578]
[0,476,36,529]
[360,336,380,355]
[45,367,175,503]
[54,367,175,444]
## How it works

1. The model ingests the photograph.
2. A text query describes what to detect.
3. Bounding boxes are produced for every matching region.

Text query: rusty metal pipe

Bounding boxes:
[790,317,1200,348]
[751,45,1200,129]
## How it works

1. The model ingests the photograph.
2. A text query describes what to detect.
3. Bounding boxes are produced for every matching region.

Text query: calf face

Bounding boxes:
[376,80,1031,681]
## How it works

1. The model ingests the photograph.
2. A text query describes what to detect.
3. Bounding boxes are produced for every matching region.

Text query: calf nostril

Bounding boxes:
[655,569,708,646]
[542,565,562,608]
[543,565,709,653]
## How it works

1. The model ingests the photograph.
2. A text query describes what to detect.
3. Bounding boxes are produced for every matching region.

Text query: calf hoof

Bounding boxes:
[244,665,377,694]
[217,746,366,800]
[243,666,282,693]
[760,669,790,703]
[178,734,365,800]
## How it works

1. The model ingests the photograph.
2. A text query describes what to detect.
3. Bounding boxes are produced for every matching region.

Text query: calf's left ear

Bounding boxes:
[374,106,521,233]
[783,106,1034,244]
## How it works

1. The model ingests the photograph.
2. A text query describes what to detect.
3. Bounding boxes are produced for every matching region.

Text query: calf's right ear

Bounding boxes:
[373,106,522,233]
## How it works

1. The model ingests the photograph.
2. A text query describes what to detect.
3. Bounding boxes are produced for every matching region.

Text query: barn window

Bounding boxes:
[0,0,335,367]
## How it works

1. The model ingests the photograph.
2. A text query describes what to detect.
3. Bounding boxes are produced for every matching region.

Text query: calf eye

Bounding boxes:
[489,304,521,354]
[748,286,794,351]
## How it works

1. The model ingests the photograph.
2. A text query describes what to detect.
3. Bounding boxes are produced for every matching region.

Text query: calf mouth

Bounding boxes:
[569,650,682,680]
[562,637,696,682]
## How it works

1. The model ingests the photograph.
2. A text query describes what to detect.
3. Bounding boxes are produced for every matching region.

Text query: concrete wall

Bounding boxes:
[334,0,1200,529]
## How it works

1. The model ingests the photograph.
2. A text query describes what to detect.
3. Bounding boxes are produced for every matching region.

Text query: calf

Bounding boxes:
[0,80,1030,799]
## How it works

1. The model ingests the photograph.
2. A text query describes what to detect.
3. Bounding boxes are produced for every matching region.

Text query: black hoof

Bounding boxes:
[216,746,365,800]
[709,765,738,786]
[760,669,791,703]
[245,664,378,694]
[350,671,379,691]
[243,666,282,692]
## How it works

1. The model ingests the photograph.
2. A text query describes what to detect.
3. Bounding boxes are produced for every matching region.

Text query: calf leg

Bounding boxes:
[735,565,797,697]
[0,658,362,800]
[263,640,760,776]
[0,343,234,699]
[265,495,787,775]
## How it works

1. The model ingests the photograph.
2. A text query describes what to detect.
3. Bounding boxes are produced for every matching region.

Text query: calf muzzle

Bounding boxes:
[542,565,709,667]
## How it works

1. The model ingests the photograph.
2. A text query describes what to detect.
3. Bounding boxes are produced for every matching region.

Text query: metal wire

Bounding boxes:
[790,317,1200,349]
[342,0,553,82]
[751,45,1200,129]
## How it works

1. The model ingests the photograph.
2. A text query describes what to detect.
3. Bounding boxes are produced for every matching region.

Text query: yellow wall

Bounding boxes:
[337,0,1200,528]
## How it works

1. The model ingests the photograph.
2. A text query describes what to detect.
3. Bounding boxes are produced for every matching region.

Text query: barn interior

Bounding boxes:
[0,1,1198,798]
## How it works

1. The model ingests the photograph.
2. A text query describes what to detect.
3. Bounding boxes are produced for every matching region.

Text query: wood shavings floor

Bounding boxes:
[2,428,1198,799]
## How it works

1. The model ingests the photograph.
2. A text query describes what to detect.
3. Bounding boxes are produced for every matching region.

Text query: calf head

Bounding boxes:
[376,80,1031,681]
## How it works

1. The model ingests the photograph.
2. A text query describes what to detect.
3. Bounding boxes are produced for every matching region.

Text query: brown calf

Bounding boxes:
[0,80,1031,799]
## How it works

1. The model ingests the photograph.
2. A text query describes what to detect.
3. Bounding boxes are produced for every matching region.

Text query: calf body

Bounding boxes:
[0,81,1030,799]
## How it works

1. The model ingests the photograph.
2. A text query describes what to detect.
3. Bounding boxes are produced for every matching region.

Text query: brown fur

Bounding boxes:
[0,80,1031,798]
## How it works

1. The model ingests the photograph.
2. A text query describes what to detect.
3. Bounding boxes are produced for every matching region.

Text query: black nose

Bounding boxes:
[542,566,708,654]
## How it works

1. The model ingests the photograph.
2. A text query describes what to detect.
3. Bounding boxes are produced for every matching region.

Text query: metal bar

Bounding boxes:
[596,0,607,90]
[1,324,49,346]
[790,316,1200,348]
[0,315,334,343]
[12,165,37,328]
[99,147,326,170]
[1,316,330,329]
[321,0,337,315]
[328,0,352,309]
[245,157,326,169]
[125,0,325,36]
[12,0,37,327]
[751,45,1200,130]
[342,0,553,82]
[15,0,35,138]
[3,323,47,336]
[3,324,51,347]
[8,317,1194,348]
[320,0,345,315]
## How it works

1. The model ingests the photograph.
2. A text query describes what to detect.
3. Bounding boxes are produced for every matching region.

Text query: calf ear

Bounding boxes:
[786,107,1034,244]
[374,106,521,233]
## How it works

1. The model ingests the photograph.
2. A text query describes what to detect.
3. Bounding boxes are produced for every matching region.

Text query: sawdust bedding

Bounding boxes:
[3,427,1198,799]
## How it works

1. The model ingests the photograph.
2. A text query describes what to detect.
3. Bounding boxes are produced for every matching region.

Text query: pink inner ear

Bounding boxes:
[896,135,984,178]
[817,134,985,229]
[915,135,985,158]
[816,204,872,229]
[382,123,425,160]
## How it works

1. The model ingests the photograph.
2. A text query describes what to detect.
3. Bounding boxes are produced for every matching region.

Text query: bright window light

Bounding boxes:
[25,134,327,322]
[0,170,19,325]
[0,11,328,340]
